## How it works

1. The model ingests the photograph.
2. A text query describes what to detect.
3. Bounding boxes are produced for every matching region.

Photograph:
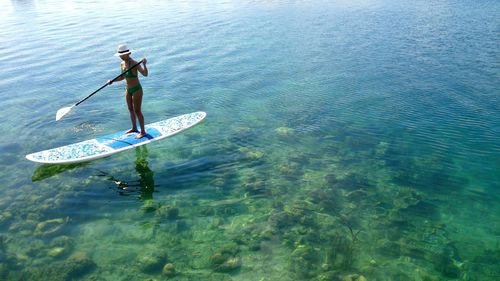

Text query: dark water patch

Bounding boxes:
[472,249,500,265]
[289,243,321,279]
[334,173,374,191]
[274,160,304,181]
[379,134,471,194]
[205,197,249,217]
[387,152,468,194]
[468,249,500,279]
[239,175,268,196]
[267,203,318,237]
[224,126,260,148]
[376,240,402,258]
[154,155,232,190]
[0,143,22,165]
[429,254,462,278]
[309,187,343,214]
[387,215,416,232]
[464,187,500,207]
[0,143,21,154]
[398,200,440,221]
[38,195,95,223]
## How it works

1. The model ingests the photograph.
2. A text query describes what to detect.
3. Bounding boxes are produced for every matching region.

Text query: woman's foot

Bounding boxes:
[126,128,139,134]
[135,132,147,139]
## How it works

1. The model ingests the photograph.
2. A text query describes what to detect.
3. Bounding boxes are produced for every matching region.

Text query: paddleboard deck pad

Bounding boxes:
[26,112,206,164]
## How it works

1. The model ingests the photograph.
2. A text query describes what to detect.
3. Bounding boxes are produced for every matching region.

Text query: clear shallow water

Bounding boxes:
[0,0,499,280]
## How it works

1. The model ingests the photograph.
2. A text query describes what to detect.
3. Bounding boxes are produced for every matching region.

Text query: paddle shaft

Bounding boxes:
[74,59,144,107]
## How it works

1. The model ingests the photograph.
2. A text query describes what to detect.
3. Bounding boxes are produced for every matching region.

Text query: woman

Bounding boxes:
[108,44,149,139]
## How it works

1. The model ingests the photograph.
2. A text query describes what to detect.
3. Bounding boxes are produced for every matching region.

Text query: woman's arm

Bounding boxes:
[114,75,125,82]
[108,62,126,84]
[108,75,124,85]
[138,58,148,77]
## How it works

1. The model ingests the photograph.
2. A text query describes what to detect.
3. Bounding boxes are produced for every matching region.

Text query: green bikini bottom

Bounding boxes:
[127,84,142,96]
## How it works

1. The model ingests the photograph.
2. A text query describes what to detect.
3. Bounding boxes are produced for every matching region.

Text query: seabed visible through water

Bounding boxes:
[0,0,499,280]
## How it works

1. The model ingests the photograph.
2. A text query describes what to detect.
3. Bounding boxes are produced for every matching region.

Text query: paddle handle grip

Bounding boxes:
[75,59,144,107]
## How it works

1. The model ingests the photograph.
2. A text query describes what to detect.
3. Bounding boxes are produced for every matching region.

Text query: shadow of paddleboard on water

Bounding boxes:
[31,162,89,182]
[32,146,158,206]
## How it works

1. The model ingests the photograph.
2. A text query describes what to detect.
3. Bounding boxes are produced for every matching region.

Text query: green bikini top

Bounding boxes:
[121,58,138,78]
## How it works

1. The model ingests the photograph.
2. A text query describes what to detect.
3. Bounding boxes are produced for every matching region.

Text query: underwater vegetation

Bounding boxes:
[2,112,499,281]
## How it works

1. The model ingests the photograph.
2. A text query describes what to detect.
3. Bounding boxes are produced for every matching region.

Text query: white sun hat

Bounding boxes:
[114,44,134,56]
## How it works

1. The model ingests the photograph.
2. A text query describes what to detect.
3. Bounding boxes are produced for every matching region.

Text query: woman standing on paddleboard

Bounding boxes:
[108,44,149,139]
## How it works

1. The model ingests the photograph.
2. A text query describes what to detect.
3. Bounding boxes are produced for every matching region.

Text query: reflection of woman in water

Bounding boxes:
[100,146,155,200]
[135,146,155,200]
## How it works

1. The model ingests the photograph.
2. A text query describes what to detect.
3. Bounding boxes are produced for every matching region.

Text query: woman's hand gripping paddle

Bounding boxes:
[56,59,144,121]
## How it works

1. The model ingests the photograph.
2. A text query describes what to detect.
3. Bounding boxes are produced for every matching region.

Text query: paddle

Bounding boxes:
[55,59,144,121]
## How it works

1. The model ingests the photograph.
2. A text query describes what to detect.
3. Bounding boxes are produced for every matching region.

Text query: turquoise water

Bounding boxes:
[1,0,499,280]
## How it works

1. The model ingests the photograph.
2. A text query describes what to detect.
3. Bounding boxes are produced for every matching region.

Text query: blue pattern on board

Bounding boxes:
[96,128,161,150]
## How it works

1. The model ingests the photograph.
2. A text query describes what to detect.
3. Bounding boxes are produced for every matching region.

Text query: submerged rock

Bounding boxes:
[325,174,338,185]
[65,252,96,274]
[434,253,461,278]
[289,244,319,279]
[278,161,301,178]
[45,236,75,259]
[157,206,180,220]
[239,147,265,160]
[0,212,13,224]
[210,244,241,273]
[9,220,37,236]
[232,126,255,139]
[243,180,267,195]
[210,253,241,273]
[317,271,342,281]
[136,252,168,273]
[162,263,176,277]
[310,188,342,213]
[342,274,368,281]
[48,247,66,258]
[0,263,8,280]
[217,257,242,272]
[268,207,309,232]
[24,240,45,258]
[34,218,67,237]
[141,199,158,213]
[275,127,295,137]
[210,252,227,266]
[375,141,389,157]
[50,236,75,250]
[26,251,97,281]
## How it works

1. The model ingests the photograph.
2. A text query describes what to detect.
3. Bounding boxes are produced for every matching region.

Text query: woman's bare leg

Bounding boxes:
[126,92,138,134]
[133,90,146,138]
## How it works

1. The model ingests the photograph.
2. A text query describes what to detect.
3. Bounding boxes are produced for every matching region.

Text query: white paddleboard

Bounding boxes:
[26,112,206,164]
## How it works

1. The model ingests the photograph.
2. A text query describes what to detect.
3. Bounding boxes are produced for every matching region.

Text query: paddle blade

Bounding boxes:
[56,106,73,121]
